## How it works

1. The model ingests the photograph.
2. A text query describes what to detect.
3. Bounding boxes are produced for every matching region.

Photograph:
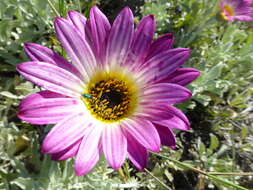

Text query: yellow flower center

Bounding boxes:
[221,5,234,20]
[83,70,138,123]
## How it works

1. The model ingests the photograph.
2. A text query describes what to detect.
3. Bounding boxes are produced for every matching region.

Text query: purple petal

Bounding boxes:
[154,124,176,149]
[41,112,92,154]
[125,15,155,69]
[124,130,148,170]
[154,118,190,131]
[139,83,192,105]
[137,48,191,84]
[102,125,127,169]
[234,15,253,21]
[135,104,190,131]
[24,43,81,78]
[134,105,174,121]
[245,0,253,4]
[54,17,96,81]
[84,20,93,49]
[222,0,240,7]
[89,6,111,60]
[154,105,190,131]
[161,68,200,86]
[236,2,253,12]
[66,12,94,56]
[17,61,84,97]
[18,90,82,124]
[67,10,87,37]
[167,105,190,127]
[105,7,134,67]
[75,126,102,176]
[145,33,174,60]
[122,118,160,152]
[51,139,81,161]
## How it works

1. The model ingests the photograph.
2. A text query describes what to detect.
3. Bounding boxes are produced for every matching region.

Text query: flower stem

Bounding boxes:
[47,0,60,17]
[77,0,81,13]
[118,167,127,182]
[207,172,253,176]
[144,168,170,189]
[151,152,248,190]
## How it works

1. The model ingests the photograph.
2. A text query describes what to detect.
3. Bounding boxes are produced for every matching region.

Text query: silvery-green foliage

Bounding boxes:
[142,0,253,108]
[0,0,52,66]
[141,0,253,189]
[0,0,82,66]
[0,0,253,189]
[0,1,141,189]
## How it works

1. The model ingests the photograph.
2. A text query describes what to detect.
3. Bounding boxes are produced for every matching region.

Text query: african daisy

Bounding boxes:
[17,6,200,176]
[219,0,253,21]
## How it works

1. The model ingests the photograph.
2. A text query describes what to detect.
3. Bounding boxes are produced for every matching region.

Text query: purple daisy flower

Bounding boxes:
[17,6,200,176]
[219,0,253,21]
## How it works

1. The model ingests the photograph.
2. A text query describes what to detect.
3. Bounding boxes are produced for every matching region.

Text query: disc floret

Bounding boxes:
[83,71,138,123]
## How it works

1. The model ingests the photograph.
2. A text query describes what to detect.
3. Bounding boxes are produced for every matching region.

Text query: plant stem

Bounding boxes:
[118,168,127,182]
[77,0,81,13]
[231,123,236,187]
[151,152,248,190]
[144,168,170,190]
[207,172,253,176]
[47,0,60,17]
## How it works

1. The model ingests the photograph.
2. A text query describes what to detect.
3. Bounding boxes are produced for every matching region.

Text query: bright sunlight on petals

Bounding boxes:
[17,6,199,176]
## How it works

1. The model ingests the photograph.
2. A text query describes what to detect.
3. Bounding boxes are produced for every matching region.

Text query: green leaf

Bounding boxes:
[204,63,225,82]
[10,177,33,190]
[210,134,219,150]
[240,126,248,140]
[198,138,206,154]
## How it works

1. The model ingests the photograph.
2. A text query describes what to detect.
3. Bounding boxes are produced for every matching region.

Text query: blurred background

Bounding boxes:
[0,0,253,189]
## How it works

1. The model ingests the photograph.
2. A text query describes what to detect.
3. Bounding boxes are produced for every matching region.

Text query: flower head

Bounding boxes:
[17,6,200,176]
[219,0,253,21]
